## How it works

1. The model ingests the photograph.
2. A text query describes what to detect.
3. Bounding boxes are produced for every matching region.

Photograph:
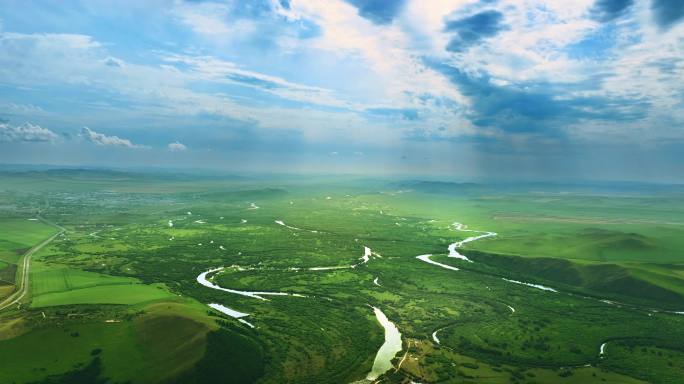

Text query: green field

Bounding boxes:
[31,283,174,307]
[0,217,59,303]
[29,262,175,307]
[0,218,58,264]
[0,170,682,383]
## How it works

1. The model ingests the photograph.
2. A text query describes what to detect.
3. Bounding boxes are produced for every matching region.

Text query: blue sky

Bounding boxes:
[0,0,683,181]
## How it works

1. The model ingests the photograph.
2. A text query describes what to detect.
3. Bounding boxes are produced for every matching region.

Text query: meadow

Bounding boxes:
[0,170,682,383]
[0,218,57,258]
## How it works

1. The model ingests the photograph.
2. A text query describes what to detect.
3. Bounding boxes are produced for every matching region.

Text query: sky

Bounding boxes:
[0,0,683,182]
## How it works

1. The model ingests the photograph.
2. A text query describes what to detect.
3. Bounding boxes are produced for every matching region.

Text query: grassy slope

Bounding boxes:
[0,300,222,384]
[400,341,647,384]
[0,184,267,383]
[601,341,684,384]
[357,191,684,262]
[29,261,175,307]
[0,218,57,264]
[356,191,684,307]
[31,283,175,307]
[461,251,684,306]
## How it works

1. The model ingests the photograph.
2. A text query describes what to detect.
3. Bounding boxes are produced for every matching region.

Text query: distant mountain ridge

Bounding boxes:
[391,180,484,194]
[0,168,248,182]
[392,179,684,195]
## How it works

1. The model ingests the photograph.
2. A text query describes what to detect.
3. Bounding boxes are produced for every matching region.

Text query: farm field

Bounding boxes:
[0,218,58,265]
[29,261,175,307]
[0,170,682,383]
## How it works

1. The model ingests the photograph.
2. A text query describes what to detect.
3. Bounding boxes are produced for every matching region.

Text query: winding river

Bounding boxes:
[208,303,255,328]
[366,307,403,381]
[193,217,572,382]
[416,221,496,268]
[196,267,305,301]
[432,328,443,344]
[416,222,559,295]
[195,234,403,381]
[448,222,497,262]
[275,219,319,233]
[502,278,557,292]
[416,254,461,271]
[195,215,671,381]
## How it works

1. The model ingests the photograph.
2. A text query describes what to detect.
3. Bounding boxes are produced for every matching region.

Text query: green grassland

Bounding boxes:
[0,300,263,384]
[601,339,684,383]
[399,341,647,384]
[29,261,175,307]
[357,186,684,306]
[0,218,58,264]
[0,170,682,383]
[0,217,59,302]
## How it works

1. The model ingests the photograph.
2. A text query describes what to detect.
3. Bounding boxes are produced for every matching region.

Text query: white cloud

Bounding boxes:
[0,18,474,145]
[279,0,468,105]
[3,102,44,113]
[428,0,600,83]
[172,2,256,37]
[0,29,386,143]
[1,1,680,151]
[168,141,187,151]
[162,54,350,109]
[81,127,141,148]
[0,122,59,142]
[0,32,102,86]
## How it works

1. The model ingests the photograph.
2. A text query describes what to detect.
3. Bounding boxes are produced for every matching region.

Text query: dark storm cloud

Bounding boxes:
[444,10,507,52]
[651,0,684,29]
[345,0,407,25]
[428,61,649,135]
[589,0,634,22]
